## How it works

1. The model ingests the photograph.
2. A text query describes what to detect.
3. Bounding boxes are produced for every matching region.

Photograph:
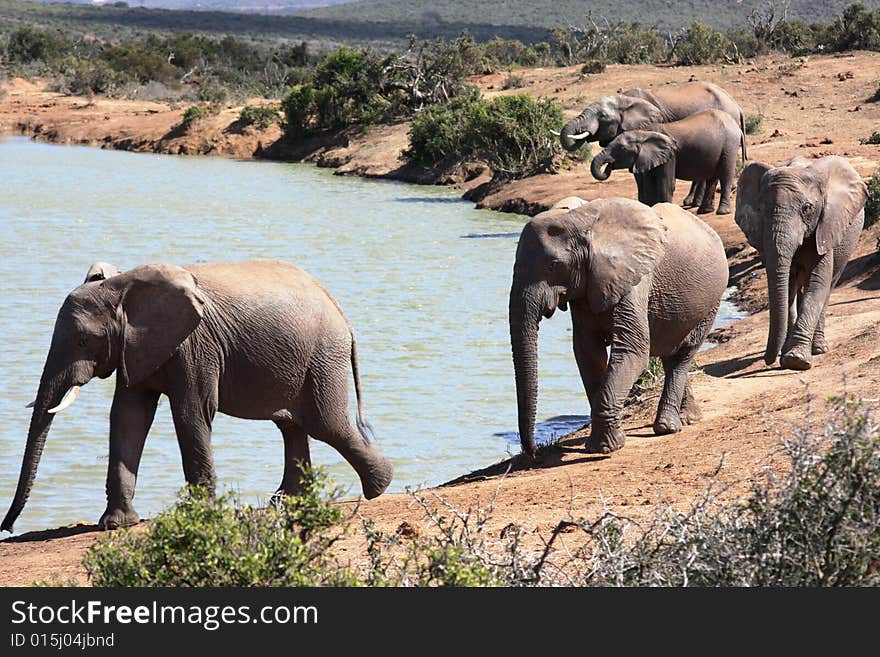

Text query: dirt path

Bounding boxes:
[1,52,878,586]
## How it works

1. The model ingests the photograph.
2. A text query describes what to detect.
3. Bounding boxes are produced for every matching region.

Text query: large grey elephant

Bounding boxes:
[2,260,394,532]
[735,156,866,370]
[589,109,743,215]
[558,81,747,206]
[509,197,728,458]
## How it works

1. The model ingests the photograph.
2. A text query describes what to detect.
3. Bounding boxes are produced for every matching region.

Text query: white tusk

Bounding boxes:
[549,129,561,136]
[48,386,81,414]
[25,400,35,408]
[568,130,592,140]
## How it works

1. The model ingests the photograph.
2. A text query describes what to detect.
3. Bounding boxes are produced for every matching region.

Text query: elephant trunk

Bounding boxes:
[510,281,543,458]
[591,151,613,181]
[764,234,793,365]
[560,111,599,151]
[1,352,91,532]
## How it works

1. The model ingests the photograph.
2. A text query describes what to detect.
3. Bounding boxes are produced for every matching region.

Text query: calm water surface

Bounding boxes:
[0,137,743,534]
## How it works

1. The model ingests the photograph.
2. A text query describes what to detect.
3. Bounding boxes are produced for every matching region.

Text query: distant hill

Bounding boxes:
[301,0,880,31]
[26,0,351,13]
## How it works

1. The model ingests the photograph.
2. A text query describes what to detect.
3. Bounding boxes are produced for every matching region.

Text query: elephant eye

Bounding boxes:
[802,201,814,215]
[77,337,87,348]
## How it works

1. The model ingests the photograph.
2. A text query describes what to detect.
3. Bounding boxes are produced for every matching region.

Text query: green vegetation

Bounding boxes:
[238,103,280,129]
[745,114,764,135]
[865,172,880,228]
[674,22,738,65]
[861,131,880,145]
[580,60,606,75]
[406,90,564,178]
[501,73,526,89]
[180,103,219,131]
[82,397,880,587]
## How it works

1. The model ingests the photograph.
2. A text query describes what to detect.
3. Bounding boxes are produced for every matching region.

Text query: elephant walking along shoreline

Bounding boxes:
[735,156,867,370]
[2,260,394,532]
[589,109,743,215]
[558,81,748,207]
[509,197,728,458]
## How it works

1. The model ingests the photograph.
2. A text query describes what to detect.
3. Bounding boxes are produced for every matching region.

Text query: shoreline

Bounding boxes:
[1,52,879,584]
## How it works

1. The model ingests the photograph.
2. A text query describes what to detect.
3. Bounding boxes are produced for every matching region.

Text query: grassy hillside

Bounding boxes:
[302,0,880,31]
[28,0,351,13]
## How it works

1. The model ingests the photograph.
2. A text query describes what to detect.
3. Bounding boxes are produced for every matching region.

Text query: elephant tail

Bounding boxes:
[740,112,748,161]
[350,331,375,444]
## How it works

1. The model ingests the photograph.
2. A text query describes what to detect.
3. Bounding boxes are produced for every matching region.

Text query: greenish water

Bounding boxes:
[0,137,743,535]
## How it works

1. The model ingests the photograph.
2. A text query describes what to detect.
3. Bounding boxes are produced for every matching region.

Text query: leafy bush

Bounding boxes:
[239,104,280,129]
[868,83,880,103]
[501,73,526,89]
[180,104,218,132]
[482,38,547,69]
[281,83,317,138]
[745,114,763,135]
[406,90,564,179]
[861,131,880,145]
[580,60,606,74]
[84,469,358,586]
[675,22,737,65]
[865,172,880,228]
[826,3,880,52]
[6,26,70,64]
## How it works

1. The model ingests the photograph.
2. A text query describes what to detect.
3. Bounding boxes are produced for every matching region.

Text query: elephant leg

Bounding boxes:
[571,304,608,413]
[100,385,160,530]
[680,380,703,425]
[696,178,717,214]
[781,255,834,370]
[716,166,735,215]
[788,276,801,337]
[812,297,830,354]
[585,290,649,455]
[300,369,393,500]
[169,393,218,493]
[683,180,703,208]
[274,419,311,496]
[654,352,694,435]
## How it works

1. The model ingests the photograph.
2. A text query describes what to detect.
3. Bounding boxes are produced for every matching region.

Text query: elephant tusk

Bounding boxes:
[549,129,561,136]
[568,130,592,140]
[25,400,35,408]
[48,386,81,414]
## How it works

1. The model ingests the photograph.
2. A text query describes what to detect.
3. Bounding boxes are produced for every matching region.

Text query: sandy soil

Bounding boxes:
[1,52,879,586]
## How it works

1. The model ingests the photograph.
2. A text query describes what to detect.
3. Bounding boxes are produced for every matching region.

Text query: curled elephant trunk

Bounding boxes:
[591,152,613,181]
[509,282,543,458]
[560,111,599,151]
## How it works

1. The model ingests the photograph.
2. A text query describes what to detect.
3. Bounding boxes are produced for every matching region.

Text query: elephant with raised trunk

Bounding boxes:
[590,109,743,215]
[735,156,866,370]
[2,259,394,532]
[559,81,747,206]
[509,197,728,458]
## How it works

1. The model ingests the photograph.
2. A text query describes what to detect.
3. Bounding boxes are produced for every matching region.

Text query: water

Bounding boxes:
[0,137,743,534]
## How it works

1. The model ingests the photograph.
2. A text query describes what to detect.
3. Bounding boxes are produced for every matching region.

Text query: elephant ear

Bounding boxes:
[572,198,668,313]
[106,264,206,387]
[84,261,122,284]
[617,96,664,131]
[816,157,867,256]
[632,132,676,173]
[735,162,772,253]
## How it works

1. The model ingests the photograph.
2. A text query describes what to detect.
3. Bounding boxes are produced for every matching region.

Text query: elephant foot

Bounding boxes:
[812,336,828,355]
[585,425,625,454]
[681,400,703,425]
[653,410,683,436]
[682,197,696,208]
[360,456,394,500]
[696,205,715,215]
[99,505,140,531]
[780,350,812,371]
[716,203,731,215]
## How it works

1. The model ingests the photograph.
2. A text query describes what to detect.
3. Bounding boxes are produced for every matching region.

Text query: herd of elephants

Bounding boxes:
[0,81,869,533]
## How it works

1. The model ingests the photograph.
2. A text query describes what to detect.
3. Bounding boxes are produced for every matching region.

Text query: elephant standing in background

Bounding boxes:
[589,109,743,214]
[509,197,728,458]
[735,156,866,370]
[558,81,747,206]
[2,260,394,532]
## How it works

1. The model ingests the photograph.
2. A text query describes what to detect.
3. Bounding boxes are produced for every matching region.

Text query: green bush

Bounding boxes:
[861,131,880,145]
[281,83,317,138]
[6,26,69,64]
[312,47,388,128]
[239,104,280,129]
[84,469,358,586]
[180,104,218,132]
[865,172,880,228]
[482,38,545,69]
[745,114,763,135]
[826,3,880,52]
[406,90,564,179]
[868,83,880,103]
[580,60,606,74]
[676,22,737,65]
[501,73,526,89]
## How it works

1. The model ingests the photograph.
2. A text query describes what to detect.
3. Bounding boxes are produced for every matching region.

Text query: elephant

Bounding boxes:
[1,259,394,532]
[509,197,728,458]
[589,109,743,215]
[734,156,866,370]
[558,81,747,207]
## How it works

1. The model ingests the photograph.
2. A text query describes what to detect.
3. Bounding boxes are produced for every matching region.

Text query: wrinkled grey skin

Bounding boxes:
[2,260,393,532]
[560,81,747,207]
[590,110,742,215]
[509,197,728,458]
[735,156,866,370]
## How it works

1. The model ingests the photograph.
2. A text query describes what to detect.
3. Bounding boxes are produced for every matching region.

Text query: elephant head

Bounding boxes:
[509,198,667,456]
[84,261,123,283]
[735,156,867,366]
[589,130,676,181]
[559,95,664,151]
[1,264,205,532]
